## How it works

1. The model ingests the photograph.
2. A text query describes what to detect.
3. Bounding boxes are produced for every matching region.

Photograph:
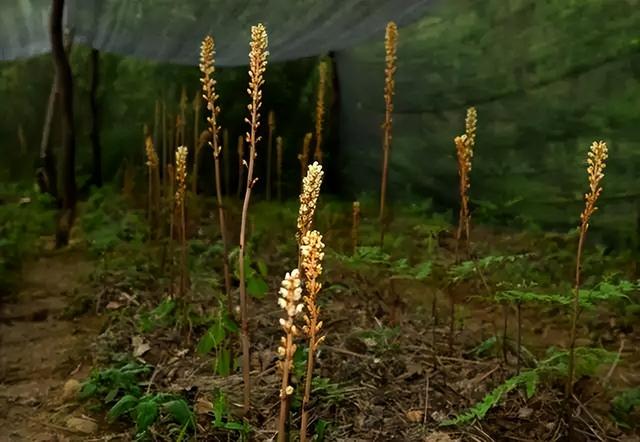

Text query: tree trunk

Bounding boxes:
[89,48,102,187]
[38,65,59,199]
[51,0,77,248]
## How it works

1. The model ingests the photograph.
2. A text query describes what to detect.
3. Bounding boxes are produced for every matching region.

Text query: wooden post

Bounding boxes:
[51,0,77,248]
[223,129,230,195]
[89,48,102,187]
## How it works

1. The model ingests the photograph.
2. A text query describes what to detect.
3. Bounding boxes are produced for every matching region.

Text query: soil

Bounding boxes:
[0,246,107,442]
[1,227,639,441]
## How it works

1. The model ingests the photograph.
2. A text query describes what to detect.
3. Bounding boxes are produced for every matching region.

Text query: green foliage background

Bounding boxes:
[0,0,638,243]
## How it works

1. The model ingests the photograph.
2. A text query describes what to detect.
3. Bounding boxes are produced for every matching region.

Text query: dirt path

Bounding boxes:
[0,248,105,441]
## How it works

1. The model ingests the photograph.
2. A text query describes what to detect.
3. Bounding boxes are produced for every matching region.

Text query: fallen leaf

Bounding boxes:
[132,336,151,358]
[105,301,122,310]
[424,431,455,442]
[195,398,213,414]
[406,409,424,423]
[66,417,97,434]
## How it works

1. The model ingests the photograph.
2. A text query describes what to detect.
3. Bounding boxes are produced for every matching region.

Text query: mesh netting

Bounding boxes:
[0,0,433,64]
[1,0,638,245]
[336,0,640,243]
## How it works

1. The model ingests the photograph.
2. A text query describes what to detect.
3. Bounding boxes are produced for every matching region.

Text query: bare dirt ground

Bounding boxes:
[0,247,106,442]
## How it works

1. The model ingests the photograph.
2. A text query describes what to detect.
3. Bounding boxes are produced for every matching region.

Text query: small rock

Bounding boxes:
[66,417,97,434]
[61,379,81,402]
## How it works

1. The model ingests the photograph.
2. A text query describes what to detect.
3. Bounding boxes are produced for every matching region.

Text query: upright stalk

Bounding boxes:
[161,99,167,188]
[351,201,360,254]
[313,61,328,164]
[267,110,275,200]
[238,24,269,413]
[236,135,245,198]
[223,129,230,195]
[175,146,188,298]
[89,48,102,187]
[276,136,283,201]
[299,231,326,442]
[276,270,302,442]
[299,133,312,189]
[200,36,232,314]
[516,301,522,374]
[191,91,201,194]
[566,141,608,430]
[379,22,398,249]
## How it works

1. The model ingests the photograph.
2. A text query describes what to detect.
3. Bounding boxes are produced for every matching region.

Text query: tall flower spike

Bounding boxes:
[239,23,269,414]
[581,141,608,226]
[145,135,158,168]
[379,21,398,248]
[300,230,325,343]
[299,229,326,442]
[175,146,188,206]
[465,107,477,151]
[277,269,303,440]
[200,35,221,157]
[299,132,313,183]
[383,21,398,127]
[313,60,328,163]
[245,23,269,152]
[296,162,324,243]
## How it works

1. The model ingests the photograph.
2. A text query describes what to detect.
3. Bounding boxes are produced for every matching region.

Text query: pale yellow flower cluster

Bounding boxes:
[581,141,608,225]
[174,146,188,206]
[277,269,303,397]
[296,162,324,242]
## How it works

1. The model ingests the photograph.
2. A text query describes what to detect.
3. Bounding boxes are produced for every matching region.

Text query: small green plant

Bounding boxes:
[80,186,148,256]
[358,325,401,354]
[230,246,269,300]
[196,307,238,375]
[80,361,194,438]
[442,347,616,426]
[80,362,151,403]
[212,390,251,436]
[611,388,640,428]
[109,393,195,437]
[0,187,55,291]
[138,297,177,332]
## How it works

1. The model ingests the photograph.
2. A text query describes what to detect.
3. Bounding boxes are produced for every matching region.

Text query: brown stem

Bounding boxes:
[161,100,167,188]
[237,136,245,199]
[300,320,317,442]
[566,224,587,427]
[239,101,260,415]
[168,167,176,295]
[153,166,161,238]
[379,135,390,249]
[448,293,455,353]
[179,201,187,298]
[516,301,522,374]
[147,167,153,227]
[266,119,274,201]
[431,289,438,357]
[191,106,200,194]
[502,303,509,364]
[214,155,232,314]
[277,333,293,442]
[223,129,230,196]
